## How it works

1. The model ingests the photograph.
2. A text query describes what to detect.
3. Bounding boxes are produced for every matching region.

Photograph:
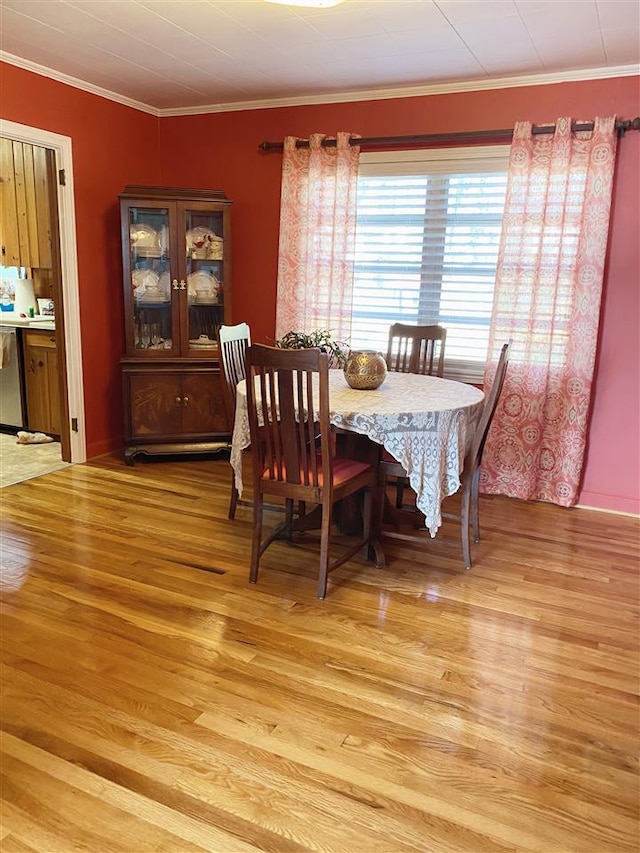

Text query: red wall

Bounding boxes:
[580,129,639,514]
[1,62,161,457]
[2,61,638,513]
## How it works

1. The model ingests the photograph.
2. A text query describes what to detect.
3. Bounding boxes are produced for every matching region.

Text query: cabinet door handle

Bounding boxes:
[179,280,186,290]
[175,396,182,406]
[172,279,180,290]
[182,396,189,406]
[38,360,44,368]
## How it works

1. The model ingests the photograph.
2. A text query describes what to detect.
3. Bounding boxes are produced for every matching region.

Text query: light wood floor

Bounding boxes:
[1,451,638,853]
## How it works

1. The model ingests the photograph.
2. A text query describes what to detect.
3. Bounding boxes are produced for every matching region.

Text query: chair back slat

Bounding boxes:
[219,323,252,422]
[226,339,247,389]
[277,366,300,483]
[256,370,277,479]
[386,323,447,377]
[294,369,319,486]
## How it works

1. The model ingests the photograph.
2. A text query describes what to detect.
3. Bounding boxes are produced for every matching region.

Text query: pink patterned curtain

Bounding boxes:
[481,116,618,506]
[275,132,360,344]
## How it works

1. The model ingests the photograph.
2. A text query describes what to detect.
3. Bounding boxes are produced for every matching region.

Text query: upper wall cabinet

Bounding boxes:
[0,138,53,269]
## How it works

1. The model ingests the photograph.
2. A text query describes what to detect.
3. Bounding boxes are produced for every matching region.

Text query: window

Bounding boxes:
[0,267,26,280]
[351,146,509,382]
[0,267,27,312]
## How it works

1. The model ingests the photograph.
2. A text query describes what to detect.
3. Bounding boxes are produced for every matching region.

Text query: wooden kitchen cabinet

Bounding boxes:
[119,186,233,463]
[23,329,60,436]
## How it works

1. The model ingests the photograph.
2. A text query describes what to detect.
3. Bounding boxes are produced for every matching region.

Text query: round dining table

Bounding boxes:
[230,370,484,538]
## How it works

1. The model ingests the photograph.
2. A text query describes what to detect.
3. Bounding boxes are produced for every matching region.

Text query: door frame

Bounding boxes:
[2,119,86,463]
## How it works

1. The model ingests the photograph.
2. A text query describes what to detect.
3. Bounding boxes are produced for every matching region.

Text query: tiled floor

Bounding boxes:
[0,432,70,488]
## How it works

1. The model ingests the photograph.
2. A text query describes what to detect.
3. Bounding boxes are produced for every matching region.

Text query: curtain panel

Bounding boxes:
[275,132,360,345]
[481,116,618,506]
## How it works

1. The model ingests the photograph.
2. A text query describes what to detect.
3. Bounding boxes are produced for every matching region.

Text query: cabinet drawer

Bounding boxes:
[25,330,56,349]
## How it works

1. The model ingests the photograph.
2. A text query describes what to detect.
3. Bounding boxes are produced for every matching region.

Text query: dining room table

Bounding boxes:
[230,369,485,565]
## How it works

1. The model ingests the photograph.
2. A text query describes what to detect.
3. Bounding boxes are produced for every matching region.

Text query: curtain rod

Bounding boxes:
[258,117,640,151]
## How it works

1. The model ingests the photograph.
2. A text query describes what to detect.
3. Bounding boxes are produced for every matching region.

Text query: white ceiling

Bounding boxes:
[1,0,639,115]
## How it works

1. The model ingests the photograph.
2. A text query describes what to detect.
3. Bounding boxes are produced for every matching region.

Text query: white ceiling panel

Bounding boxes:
[155,7,324,48]
[519,0,601,34]
[454,14,542,73]
[471,51,544,76]
[391,48,487,79]
[0,0,637,113]
[135,3,271,53]
[368,2,449,32]
[530,27,606,64]
[296,8,385,39]
[535,45,607,70]
[208,0,302,26]
[596,0,640,28]
[436,0,519,24]
[307,46,486,82]
[518,0,601,31]
[602,28,640,64]
[389,25,467,54]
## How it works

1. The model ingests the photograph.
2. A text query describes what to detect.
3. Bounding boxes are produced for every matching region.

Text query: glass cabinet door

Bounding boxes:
[128,204,175,354]
[182,204,225,355]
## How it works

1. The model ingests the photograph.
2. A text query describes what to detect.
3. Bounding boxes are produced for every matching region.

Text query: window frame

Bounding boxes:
[353,144,511,383]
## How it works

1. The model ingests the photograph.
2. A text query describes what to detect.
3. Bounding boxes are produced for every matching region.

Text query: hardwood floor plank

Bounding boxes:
[0,835,41,853]
[1,750,203,853]
[1,453,638,852]
[1,732,262,852]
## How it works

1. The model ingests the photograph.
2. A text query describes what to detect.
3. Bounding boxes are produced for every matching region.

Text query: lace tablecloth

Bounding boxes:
[231,371,484,536]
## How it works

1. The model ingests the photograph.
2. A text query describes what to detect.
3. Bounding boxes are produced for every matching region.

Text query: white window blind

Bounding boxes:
[351,146,509,382]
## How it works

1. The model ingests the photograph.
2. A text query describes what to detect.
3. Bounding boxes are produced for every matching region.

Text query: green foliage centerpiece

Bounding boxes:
[274,329,350,368]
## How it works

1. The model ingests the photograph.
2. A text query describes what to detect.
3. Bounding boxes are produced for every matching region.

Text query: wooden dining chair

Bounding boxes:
[380,341,511,569]
[386,323,447,377]
[385,323,448,507]
[218,322,251,519]
[245,343,377,599]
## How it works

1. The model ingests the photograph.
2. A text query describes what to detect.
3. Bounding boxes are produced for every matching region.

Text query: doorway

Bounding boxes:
[1,120,85,481]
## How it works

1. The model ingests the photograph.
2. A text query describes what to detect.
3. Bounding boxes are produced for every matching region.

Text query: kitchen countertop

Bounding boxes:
[0,316,55,331]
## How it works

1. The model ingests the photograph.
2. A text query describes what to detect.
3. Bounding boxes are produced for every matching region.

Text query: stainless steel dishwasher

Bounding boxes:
[0,326,25,429]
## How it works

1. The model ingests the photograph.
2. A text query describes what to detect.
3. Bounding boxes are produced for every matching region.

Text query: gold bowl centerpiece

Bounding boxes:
[343,350,387,390]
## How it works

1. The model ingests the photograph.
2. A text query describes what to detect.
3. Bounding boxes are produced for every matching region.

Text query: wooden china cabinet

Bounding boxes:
[119,186,232,464]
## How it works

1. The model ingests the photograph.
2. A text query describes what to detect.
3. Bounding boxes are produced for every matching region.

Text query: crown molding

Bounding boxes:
[160,65,640,115]
[2,50,638,118]
[0,51,160,116]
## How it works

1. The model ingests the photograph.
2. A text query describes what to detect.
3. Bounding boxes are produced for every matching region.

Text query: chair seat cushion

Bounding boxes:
[262,456,370,486]
[332,457,371,485]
